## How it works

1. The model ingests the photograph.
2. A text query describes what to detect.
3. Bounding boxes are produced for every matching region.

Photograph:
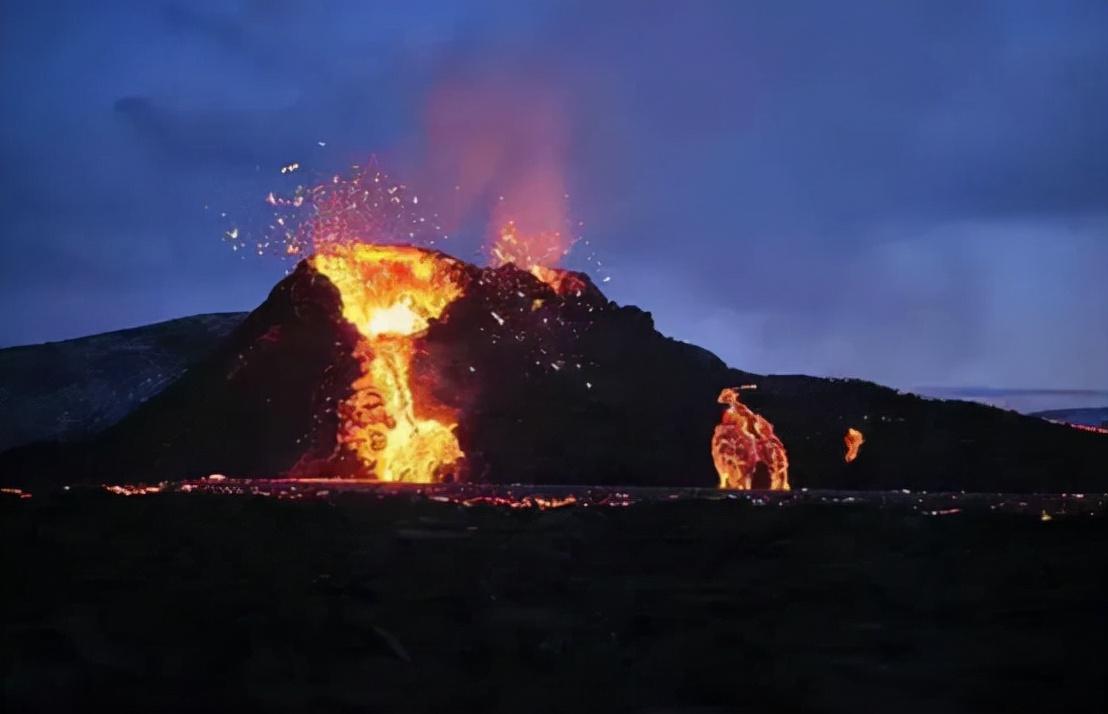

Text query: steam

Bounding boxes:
[416,75,574,266]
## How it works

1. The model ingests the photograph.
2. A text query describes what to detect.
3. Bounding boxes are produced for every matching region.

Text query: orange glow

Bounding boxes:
[490,221,584,294]
[491,220,567,269]
[528,265,590,297]
[712,387,789,491]
[103,484,164,496]
[311,244,466,483]
[419,78,572,270]
[844,427,864,463]
[1046,420,1108,436]
[454,494,580,510]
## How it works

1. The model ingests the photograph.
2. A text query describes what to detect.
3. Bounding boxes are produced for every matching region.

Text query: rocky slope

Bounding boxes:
[0,313,244,451]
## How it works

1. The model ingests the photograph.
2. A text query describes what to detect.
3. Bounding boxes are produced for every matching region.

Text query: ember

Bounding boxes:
[712,387,789,491]
[310,244,467,482]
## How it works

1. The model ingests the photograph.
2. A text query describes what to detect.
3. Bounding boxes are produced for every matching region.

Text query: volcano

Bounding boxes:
[4,244,1108,493]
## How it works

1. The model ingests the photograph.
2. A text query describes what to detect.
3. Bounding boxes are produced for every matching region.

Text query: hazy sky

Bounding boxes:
[1,0,1106,390]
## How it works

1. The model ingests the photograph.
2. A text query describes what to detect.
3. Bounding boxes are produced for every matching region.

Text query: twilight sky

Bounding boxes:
[1,0,1106,390]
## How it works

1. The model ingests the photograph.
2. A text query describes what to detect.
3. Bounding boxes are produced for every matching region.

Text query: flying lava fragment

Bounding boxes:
[844,427,864,463]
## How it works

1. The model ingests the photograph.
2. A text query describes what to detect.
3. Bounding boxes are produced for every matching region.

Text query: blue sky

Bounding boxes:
[1,0,1106,390]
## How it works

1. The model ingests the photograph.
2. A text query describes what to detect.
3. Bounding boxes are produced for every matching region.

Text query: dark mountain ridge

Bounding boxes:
[2,252,1106,493]
[0,313,244,451]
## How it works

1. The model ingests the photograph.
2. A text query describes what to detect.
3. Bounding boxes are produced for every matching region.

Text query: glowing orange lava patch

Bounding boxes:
[712,387,789,491]
[311,244,466,483]
[844,427,864,463]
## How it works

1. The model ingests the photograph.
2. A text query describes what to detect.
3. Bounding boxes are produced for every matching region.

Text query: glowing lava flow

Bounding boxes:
[844,427,864,463]
[712,387,790,491]
[311,244,466,482]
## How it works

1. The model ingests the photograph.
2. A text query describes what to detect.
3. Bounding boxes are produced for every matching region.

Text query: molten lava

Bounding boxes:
[1047,420,1108,436]
[529,265,591,297]
[310,244,466,482]
[844,427,864,463]
[712,387,789,491]
[491,221,583,294]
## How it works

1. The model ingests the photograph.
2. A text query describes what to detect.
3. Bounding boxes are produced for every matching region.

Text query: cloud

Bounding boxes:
[113,95,265,168]
[0,0,1105,390]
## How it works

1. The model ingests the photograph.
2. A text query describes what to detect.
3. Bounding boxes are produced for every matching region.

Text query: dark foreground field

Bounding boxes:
[3,486,1106,713]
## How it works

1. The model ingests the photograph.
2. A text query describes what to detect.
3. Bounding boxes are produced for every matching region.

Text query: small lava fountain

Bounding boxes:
[230,161,794,489]
[712,387,789,491]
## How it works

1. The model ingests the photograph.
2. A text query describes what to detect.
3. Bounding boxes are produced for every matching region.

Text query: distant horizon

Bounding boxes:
[911,386,1108,414]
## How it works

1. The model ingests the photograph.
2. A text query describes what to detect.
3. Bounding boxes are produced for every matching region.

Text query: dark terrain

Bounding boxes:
[0,313,243,451]
[3,487,1105,713]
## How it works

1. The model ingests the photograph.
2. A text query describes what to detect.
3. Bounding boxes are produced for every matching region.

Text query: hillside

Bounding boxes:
[0,314,244,451]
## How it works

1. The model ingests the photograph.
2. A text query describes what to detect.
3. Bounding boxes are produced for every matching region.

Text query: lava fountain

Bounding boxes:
[311,244,467,482]
[489,220,586,296]
[712,387,790,491]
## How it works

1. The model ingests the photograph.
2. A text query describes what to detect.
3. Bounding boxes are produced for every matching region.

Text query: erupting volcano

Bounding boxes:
[266,162,634,484]
[298,227,795,488]
[301,236,794,487]
[5,164,1108,496]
